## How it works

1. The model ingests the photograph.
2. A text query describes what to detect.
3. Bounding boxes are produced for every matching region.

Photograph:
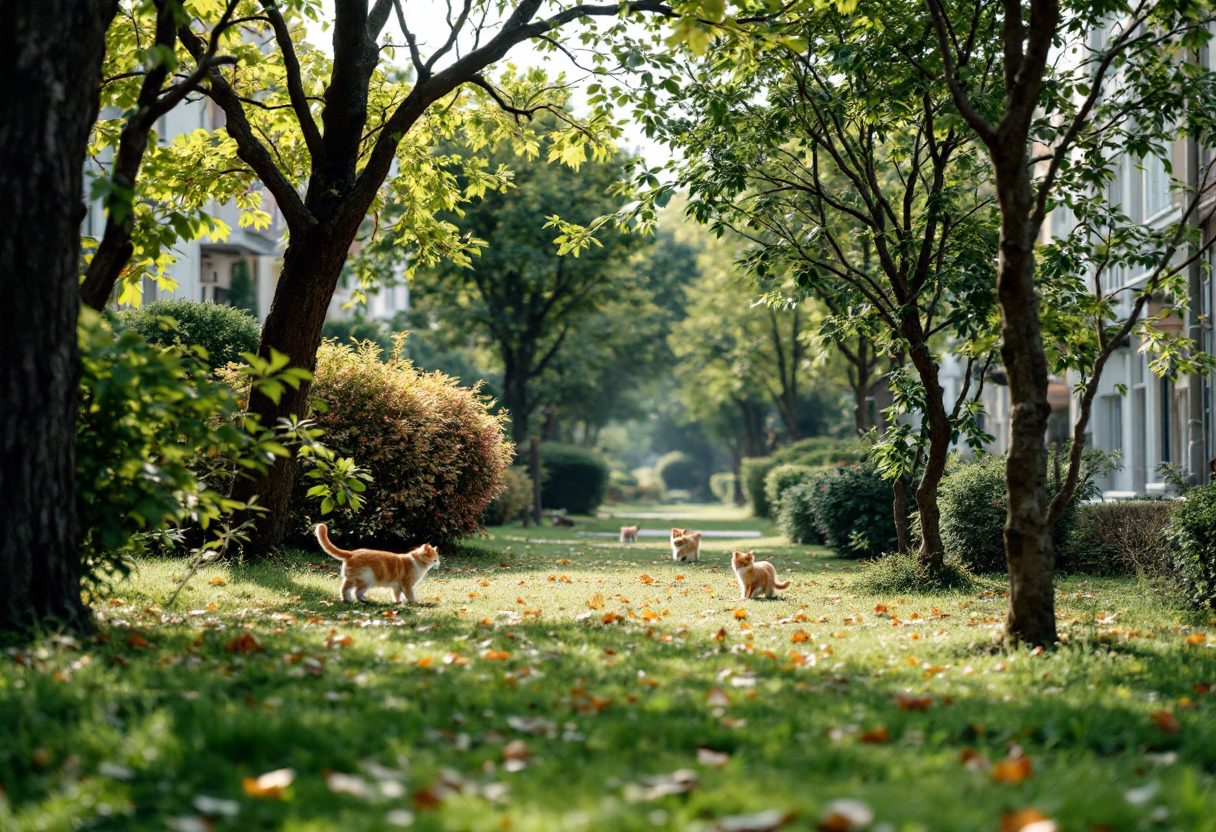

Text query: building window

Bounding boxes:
[1145,153,1170,218]
[1104,396,1123,452]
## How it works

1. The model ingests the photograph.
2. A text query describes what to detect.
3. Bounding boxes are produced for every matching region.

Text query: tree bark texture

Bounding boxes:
[995,156,1057,647]
[908,344,951,569]
[0,0,117,633]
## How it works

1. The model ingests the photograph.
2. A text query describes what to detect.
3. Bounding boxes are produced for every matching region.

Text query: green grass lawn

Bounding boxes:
[3,504,1216,832]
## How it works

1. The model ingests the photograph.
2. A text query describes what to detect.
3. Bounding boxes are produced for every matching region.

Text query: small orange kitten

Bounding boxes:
[670,527,702,563]
[732,550,790,599]
[315,523,439,603]
[620,525,639,544]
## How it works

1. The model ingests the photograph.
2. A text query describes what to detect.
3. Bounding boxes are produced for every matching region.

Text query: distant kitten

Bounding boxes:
[620,525,639,544]
[670,527,702,563]
[315,523,439,603]
[731,550,790,599]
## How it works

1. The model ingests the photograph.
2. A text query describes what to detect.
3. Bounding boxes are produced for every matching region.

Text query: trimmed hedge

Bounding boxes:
[540,443,609,515]
[777,478,827,545]
[1169,484,1216,609]
[1060,500,1175,576]
[117,299,260,370]
[805,464,898,559]
[741,457,778,518]
[764,464,818,521]
[710,471,738,504]
[655,450,708,496]
[289,341,512,548]
[483,466,534,526]
[938,453,1086,574]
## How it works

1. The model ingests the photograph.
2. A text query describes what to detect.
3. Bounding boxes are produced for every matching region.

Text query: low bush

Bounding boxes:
[807,464,898,559]
[117,299,260,370]
[1059,500,1176,576]
[851,553,976,594]
[938,451,1090,574]
[741,457,778,518]
[764,464,818,521]
[80,311,362,584]
[655,450,707,495]
[1169,484,1216,609]
[710,471,738,504]
[540,443,609,515]
[776,478,827,545]
[290,341,513,548]
[483,466,534,526]
[771,437,868,468]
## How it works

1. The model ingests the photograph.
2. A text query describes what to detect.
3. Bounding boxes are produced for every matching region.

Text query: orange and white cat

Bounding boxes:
[620,525,639,544]
[732,550,790,599]
[670,528,702,563]
[315,523,439,603]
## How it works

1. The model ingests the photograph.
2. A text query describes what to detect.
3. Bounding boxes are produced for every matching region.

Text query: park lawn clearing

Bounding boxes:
[2,507,1216,831]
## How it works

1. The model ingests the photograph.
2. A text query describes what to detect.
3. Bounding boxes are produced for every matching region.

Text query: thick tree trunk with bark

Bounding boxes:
[995,157,1056,647]
[501,347,534,446]
[909,346,951,569]
[228,227,354,553]
[0,0,117,633]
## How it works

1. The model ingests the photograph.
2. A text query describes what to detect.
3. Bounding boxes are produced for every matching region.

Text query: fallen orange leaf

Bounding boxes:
[1000,808,1055,832]
[892,692,934,711]
[602,612,621,624]
[209,577,226,586]
[859,726,890,744]
[734,609,748,620]
[125,633,152,649]
[242,767,294,798]
[483,650,510,660]
[791,630,812,643]
[588,594,604,610]
[223,632,262,654]
[1184,633,1206,646]
[1151,710,1181,734]
[991,757,1033,784]
[442,652,467,666]
[874,603,889,614]
[712,626,727,642]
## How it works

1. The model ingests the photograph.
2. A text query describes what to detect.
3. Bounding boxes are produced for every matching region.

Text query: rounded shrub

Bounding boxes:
[710,471,738,504]
[851,553,975,594]
[1059,500,1176,576]
[764,464,818,521]
[117,299,260,370]
[290,341,513,548]
[540,443,609,515]
[771,437,868,469]
[777,477,828,545]
[655,450,706,495]
[1168,484,1216,609]
[938,453,1085,574]
[808,464,899,559]
[741,457,778,518]
[483,466,534,526]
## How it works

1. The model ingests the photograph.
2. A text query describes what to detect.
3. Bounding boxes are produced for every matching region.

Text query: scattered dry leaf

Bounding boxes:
[223,632,262,655]
[817,799,873,831]
[242,768,294,798]
[859,726,890,744]
[991,757,1033,784]
[1184,633,1206,646]
[892,692,934,711]
[713,809,797,832]
[1151,710,1181,734]
[1000,808,1058,832]
[697,747,731,767]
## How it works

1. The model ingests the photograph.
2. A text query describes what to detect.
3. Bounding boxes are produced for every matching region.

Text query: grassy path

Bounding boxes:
[3,504,1216,831]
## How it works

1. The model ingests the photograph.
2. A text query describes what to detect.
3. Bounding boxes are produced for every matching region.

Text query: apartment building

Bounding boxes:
[978,29,1215,495]
[84,98,409,324]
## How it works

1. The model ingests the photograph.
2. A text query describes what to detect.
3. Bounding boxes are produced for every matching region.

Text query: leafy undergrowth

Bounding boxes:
[3,507,1216,832]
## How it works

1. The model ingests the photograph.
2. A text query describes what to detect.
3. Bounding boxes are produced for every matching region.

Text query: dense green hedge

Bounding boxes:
[938,453,1086,574]
[1170,484,1216,608]
[540,443,609,515]
[117,299,260,370]
[742,438,868,518]
[741,457,778,517]
[290,341,512,547]
[764,464,818,521]
[805,464,898,559]
[1061,500,1176,576]
[484,466,534,526]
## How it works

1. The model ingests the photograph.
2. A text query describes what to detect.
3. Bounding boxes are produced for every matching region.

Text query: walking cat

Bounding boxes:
[731,550,790,599]
[315,523,439,603]
[620,525,639,544]
[670,527,702,563]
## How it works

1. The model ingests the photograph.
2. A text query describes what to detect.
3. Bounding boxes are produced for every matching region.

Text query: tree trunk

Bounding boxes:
[228,226,353,554]
[0,0,117,633]
[892,478,911,554]
[501,347,533,446]
[908,345,951,570]
[995,156,1056,647]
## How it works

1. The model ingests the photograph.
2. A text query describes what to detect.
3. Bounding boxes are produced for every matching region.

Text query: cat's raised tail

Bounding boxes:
[315,523,352,560]
[774,578,791,589]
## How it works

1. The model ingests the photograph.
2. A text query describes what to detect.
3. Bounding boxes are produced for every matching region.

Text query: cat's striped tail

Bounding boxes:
[315,523,352,560]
